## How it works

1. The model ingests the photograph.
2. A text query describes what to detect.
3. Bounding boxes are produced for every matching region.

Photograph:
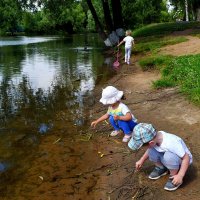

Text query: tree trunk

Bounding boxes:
[191,3,195,20]
[185,0,189,21]
[111,0,123,30]
[197,8,200,21]
[86,0,107,40]
[101,0,113,32]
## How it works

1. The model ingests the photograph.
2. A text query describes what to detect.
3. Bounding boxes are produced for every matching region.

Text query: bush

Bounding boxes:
[133,22,200,37]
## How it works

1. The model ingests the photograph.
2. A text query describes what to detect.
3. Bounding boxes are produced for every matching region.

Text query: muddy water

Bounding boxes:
[0,34,114,198]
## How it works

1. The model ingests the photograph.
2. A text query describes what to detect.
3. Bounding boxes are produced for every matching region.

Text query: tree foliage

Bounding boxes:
[1,0,200,36]
[0,0,22,35]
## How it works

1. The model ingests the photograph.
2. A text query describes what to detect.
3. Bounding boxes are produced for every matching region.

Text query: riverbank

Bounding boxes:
[5,33,200,200]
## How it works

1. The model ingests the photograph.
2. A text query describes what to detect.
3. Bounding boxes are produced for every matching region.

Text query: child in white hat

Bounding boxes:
[91,86,137,142]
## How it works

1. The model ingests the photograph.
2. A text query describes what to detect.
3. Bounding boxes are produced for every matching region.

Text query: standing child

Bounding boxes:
[128,123,193,191]
[91,86,137,142]
[117,30,134,65]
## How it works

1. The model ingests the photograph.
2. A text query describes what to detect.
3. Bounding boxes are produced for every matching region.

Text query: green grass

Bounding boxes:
[139,55,173,71]
[193,33,200,38]
[152,54,200,104]
[133,21,200,37]
[134,36,188,53]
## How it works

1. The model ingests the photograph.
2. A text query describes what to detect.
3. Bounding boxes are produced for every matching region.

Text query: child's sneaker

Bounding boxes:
[148,166,168,180]
[110,130,120,136]
[122,135,131,142]
[164,176,182,191]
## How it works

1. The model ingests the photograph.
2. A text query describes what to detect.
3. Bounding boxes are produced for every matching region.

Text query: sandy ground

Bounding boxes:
[159,35,200,56]
[6,33,200,200]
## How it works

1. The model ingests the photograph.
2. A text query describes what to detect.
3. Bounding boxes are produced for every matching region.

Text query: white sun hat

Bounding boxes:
[100,86,123,105]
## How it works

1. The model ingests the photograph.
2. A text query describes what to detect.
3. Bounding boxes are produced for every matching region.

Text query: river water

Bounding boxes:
[0,34,115,196]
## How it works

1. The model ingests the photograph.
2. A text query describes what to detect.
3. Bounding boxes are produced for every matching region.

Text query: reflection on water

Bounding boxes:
[0,34,114,195]
[0,36,58,46]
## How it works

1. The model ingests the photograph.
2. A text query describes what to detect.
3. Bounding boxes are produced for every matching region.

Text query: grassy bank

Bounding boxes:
[133,21,200,37]
[140,54,200,105]
[139,51,200,105]
[134,36,188,54]
[135,22,200,105]
[153,55,200,104]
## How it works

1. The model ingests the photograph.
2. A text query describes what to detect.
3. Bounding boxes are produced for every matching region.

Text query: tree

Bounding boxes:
[85,0,124,43]
[192,0,200,21]
[110,0,123,29]
[86,0,107,39]
[169,0,200,21]
[122,0,164,28]
[0,0,22,35]
[185,0,189,21]
[101,0,113,32]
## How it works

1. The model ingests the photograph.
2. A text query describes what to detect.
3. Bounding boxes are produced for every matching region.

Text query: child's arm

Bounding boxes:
[113,112,132,121]
[117,39,125,47]
[91,113,109,128]
[135,149,149,171]
[172,153,190,185]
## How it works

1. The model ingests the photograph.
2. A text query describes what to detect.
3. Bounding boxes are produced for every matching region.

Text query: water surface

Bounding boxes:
[0,34,115,196]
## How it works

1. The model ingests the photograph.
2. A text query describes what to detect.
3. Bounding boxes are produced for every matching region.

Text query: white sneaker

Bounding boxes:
[110,130,120,136]
[122,135,131,142]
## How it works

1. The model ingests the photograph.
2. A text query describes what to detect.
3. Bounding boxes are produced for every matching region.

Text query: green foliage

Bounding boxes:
[0,0,22,34]
[87,11,96,32]
[22,11,54,34]
[122,0,166,28]
[71,4,86,32]
[133,22,200,37]
[86,0,104,32]
[43,1,86,33]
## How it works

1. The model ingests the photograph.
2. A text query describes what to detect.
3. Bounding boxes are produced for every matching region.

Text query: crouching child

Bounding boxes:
[91,86,137,142]
[128,123,193,191]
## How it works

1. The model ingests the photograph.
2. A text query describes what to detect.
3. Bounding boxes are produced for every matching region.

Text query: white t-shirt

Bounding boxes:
[154,131,193,164]
[107,102,137,122]
[123,36,134,48]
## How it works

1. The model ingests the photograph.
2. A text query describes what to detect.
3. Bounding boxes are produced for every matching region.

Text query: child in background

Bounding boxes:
[91,86,137,142]
[128,123,193,191]
[117,30,134,65]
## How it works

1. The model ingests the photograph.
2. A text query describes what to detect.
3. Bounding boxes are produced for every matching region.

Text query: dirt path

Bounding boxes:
[159,35,200,56]
[9,34,200,200]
